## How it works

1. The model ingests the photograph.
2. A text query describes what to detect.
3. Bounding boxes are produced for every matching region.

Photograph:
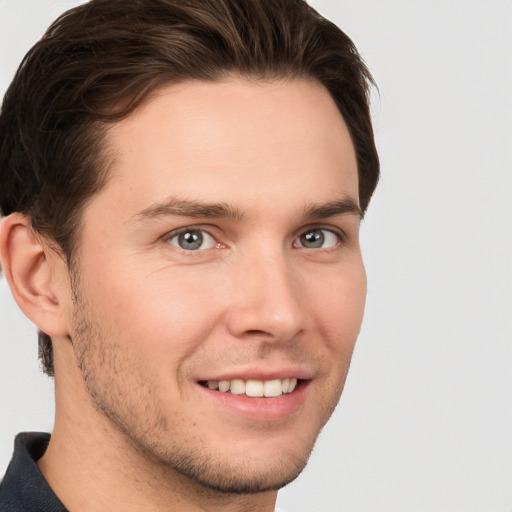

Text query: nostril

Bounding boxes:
[245,329,270,336]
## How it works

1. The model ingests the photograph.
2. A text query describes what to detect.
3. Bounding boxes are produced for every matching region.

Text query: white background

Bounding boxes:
[1,1,511,511]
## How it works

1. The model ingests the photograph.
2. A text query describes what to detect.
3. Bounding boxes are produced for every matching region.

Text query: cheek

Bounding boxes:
[309,263,367,351]
[88,266,225,364]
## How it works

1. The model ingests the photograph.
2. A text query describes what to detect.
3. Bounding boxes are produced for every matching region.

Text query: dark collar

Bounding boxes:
[0,432,68,512]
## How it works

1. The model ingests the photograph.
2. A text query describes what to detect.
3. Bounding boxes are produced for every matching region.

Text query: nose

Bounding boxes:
[226,250,306,343]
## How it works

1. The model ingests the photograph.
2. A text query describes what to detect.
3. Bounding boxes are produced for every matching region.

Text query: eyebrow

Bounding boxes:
[133,197,245,222]
[304,198,363,220]
[133,195,362,223]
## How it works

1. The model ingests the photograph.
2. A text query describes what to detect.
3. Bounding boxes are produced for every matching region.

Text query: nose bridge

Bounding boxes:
[227,244,305,341]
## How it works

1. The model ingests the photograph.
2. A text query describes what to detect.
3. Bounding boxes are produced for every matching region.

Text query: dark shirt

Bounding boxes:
[0,432,67,512]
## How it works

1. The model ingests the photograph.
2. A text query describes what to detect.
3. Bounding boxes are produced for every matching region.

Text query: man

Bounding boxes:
[0,0,379,510]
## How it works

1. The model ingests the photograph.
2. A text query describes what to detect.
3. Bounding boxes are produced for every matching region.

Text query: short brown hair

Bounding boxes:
[0,0,379,375]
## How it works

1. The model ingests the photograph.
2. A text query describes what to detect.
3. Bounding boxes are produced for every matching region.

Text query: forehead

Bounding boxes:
[92,78,358,220]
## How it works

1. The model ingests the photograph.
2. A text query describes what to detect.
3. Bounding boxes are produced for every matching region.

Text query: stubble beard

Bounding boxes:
[69,278,320,496]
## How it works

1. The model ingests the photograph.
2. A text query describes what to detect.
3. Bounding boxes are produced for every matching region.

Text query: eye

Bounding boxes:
[167,229,217,251]
[294,228,340,249]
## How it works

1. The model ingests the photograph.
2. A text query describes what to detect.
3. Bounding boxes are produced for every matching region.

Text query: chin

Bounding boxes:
[170,450,310,494]
[134,428,316,496]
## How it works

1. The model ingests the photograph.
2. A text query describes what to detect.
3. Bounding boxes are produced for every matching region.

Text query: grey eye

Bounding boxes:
[168,230,215,251]
[295,229,338,249]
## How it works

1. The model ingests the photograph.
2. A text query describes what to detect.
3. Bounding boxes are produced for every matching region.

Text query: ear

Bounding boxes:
[0,213,71,338]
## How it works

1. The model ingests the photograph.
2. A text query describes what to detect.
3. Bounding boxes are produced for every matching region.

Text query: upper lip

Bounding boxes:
[197,365,315,382]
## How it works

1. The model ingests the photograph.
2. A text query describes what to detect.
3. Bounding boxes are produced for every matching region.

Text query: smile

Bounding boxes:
[200,378,298,397]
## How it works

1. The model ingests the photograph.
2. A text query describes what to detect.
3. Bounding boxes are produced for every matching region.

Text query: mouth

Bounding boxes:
[198,378,299,398]
[197,376,309,421]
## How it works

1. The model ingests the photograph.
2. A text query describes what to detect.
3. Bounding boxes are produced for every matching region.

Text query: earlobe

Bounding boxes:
[0,213,70,337]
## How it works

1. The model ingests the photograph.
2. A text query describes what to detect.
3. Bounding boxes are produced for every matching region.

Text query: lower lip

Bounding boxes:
[198,381,309,422]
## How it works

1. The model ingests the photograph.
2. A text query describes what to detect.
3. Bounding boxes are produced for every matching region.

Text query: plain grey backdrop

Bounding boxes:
[1,1,511,511]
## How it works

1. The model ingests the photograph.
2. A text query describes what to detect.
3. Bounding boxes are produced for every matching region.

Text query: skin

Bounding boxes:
[0,78,366,512]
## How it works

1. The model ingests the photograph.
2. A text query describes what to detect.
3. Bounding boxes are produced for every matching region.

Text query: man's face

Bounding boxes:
[68,78,366,493]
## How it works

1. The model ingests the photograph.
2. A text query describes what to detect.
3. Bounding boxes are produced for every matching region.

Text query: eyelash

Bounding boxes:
[164,225,346,252]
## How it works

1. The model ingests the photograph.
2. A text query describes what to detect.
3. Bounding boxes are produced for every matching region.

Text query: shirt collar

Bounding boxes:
[0,432,68,512]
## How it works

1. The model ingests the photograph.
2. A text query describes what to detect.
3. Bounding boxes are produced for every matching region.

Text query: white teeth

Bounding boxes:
[246,380,264,397]
[230,379,246,395]
[263,379,283,397]
[204,378,299,397]
[218,380,230,392]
